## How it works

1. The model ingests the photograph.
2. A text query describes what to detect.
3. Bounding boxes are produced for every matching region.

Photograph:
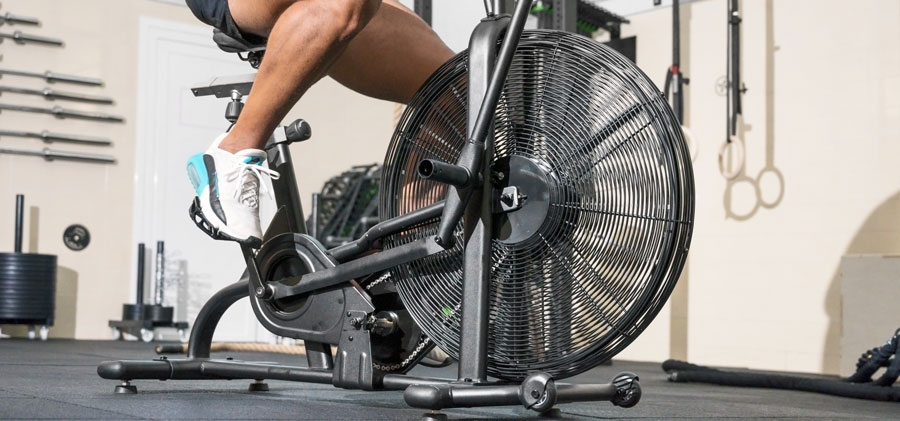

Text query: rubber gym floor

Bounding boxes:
[0,339,895,420]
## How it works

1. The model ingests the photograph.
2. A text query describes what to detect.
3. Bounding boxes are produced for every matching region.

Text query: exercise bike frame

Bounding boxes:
[99,0,642,413]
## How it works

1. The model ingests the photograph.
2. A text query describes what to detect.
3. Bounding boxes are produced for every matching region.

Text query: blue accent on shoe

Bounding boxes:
[243,156,264,165]
[186,153,209,196]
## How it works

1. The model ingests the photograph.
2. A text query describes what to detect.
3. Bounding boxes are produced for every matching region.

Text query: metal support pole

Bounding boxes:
[154,241,165,305]
[456,16,508,384]
[135,244,146,306]
[187,279,249,358]
[267,141,306,234]
[414,0,432,26]
[551,0,577,33]
[13,194,24,253]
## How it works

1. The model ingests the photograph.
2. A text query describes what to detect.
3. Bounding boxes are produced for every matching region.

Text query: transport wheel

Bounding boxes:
[140,328,154,343]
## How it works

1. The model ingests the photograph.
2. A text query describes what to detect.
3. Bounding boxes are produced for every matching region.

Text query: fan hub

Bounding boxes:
[493,156,552,245]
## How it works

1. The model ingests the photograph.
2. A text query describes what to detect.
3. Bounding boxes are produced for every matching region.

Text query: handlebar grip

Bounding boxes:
[285,119,311,142]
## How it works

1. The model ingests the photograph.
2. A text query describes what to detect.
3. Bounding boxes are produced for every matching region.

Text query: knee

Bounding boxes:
[320,0,382,42]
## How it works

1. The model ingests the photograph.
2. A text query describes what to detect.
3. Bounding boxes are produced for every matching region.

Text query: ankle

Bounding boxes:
[219,131,265,154]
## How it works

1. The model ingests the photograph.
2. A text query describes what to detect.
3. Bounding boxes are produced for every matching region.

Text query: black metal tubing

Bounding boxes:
[404,380,621,410]
[434,0,531,246]
[97,358,333,383]
[417,159,471,187]
[672,0,684,122]
[555,383,618,403]
[135,243,146,306]
[405,383,521,409]
[271,237,444,299]
[267,139,306,234]
[329,201,445,262]
[728,0,742,137]
[413,0,432,26]
[201,360,333,383]
[455,13,512,383]
[13,194,23,253]
[187,279,249,358]
[380,374,456,390]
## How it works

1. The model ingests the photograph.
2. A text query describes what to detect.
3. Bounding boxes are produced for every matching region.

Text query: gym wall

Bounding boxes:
[0,0,396,340]
[615,0,900,375]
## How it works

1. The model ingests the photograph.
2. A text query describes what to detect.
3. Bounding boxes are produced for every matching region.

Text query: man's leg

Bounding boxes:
[327,1,455,104]
[222,0,381,153]
[224,0,454,152]
[188,0,453,243]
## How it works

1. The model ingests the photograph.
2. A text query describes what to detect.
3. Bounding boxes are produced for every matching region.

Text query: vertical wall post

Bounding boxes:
[414,0,432,26]
[551,0,577,33]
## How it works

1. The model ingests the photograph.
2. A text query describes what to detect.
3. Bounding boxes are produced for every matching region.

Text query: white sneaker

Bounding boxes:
[186,134,280,245]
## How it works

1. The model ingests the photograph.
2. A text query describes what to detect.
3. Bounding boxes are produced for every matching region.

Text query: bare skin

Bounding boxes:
[221,0,455,153]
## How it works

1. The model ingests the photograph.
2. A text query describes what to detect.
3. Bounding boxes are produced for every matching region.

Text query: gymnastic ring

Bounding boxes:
[755,166,785,209]
[723,174,761,221]
[718,136,744,180]
[681,125,698,162]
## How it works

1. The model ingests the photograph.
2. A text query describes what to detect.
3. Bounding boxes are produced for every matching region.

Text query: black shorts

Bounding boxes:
[185,0,266,45]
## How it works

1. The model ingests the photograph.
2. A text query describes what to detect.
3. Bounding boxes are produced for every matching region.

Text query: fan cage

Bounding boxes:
[380,30,694,381]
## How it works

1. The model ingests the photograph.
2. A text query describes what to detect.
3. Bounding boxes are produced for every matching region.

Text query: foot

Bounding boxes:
[186,134,280,245]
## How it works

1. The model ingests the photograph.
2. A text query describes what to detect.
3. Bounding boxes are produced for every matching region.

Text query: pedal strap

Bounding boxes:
[189,197,262,249]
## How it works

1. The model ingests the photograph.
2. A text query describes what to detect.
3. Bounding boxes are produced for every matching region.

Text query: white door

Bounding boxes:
[132,17,272,342]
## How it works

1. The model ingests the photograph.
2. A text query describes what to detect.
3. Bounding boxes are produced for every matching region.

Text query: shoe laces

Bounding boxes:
[225,158,281,208]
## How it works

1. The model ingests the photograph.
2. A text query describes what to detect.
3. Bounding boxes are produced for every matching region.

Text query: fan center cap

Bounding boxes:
[493,156,552,245]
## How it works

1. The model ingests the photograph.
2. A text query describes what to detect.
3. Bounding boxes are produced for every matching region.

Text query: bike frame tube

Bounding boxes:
[434,0,532,246]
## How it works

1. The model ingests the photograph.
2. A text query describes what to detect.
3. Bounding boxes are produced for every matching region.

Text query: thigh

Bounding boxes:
[227,0,298,38]
[328,0,454,103]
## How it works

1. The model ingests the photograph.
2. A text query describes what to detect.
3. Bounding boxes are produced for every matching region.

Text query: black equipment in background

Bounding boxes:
[663,353,900,401]
[62,224,90,251]
[718,0,747,179]
[0,194,56,340]
[661,0,687,123]
[530,0,636,62]
[108,242,188,343]
[727,0,746,138]
[308,164,381,248]
[657,0,696,161]
[848,328,900,386]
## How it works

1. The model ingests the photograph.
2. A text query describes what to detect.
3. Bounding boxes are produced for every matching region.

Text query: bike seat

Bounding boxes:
[212,29,266,54]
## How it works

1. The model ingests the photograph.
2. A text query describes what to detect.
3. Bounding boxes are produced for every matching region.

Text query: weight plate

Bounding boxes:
[63,224,90,251]
[143,305,173,322]
[122,304,144,321]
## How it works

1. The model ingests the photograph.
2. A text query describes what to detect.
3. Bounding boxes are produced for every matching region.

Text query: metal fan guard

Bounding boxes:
[380,30,694,381]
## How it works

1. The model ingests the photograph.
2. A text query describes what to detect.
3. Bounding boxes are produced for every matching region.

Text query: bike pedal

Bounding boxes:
[188,197,263,249]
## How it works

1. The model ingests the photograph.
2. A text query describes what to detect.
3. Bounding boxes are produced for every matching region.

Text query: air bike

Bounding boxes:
[98,0,694,416]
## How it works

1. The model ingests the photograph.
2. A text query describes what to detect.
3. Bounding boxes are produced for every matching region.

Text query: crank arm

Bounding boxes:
[267,237,444,300]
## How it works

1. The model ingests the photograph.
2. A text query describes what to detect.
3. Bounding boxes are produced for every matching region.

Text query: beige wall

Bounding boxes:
[616,0,900,374]
[0,0,395,339]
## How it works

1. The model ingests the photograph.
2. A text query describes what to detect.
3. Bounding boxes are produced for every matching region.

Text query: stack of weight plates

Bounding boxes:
[0,252,57,326]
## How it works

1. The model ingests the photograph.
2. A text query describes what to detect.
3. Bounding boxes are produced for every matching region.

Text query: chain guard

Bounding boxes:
[251,233,432,373]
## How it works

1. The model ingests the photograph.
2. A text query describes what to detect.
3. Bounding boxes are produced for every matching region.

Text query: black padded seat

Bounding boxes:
[212,28,266,53]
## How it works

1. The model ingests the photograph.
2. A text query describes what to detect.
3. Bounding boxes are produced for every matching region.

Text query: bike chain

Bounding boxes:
[364,271,431,373]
